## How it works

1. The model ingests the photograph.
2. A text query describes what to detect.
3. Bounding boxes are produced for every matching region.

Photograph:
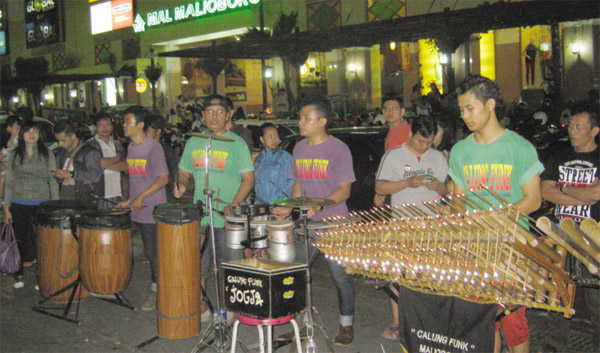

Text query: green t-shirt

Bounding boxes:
[179,131,254,227]
[449,130,544,210]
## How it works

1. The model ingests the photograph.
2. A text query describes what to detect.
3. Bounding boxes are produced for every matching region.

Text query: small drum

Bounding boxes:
[250,220,270,249]
[225,214,248,250]
[78,209,132,294]
[36,200,97,303]
[154,203,202,339]
[267,220,296,263]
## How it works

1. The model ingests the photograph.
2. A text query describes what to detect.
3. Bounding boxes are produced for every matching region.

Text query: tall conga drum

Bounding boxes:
[78,209,132,294]
[154,203,202,339]
[36,200,97,303]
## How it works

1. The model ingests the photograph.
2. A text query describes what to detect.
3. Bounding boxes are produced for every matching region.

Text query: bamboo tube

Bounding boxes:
[536,217,599,275]
[580,219,600,251]
[559,219,600,263]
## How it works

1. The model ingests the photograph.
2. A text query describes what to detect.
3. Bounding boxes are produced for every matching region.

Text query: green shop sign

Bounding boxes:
[133,0,260,33]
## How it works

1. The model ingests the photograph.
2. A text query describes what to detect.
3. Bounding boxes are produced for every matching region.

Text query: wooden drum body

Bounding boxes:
[154,203,202,339]
[36,200,97,303]
[79,210,132,294]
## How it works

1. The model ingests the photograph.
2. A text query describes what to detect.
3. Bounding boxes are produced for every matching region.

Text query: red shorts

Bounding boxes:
[495,306,529,347]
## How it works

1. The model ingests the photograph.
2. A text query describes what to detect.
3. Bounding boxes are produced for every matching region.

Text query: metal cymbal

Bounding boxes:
[273,196,336,209]
[186,132,233,141]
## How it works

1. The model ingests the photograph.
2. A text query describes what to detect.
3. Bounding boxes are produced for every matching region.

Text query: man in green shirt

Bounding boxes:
[174,94,254,320]
[449,74,544,353]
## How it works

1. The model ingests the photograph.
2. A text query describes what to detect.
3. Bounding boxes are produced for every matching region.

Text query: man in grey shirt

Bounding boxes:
[375,114,448,210]
[374,114,449,340]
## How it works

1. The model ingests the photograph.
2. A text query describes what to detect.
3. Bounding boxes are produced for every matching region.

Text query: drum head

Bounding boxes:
[153,203,202,225]
[37,200,98,228]
[267,219,295,230]
[79,209,131,230]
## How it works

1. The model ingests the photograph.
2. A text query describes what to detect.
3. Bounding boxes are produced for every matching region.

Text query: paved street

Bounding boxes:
[0,231,597,353]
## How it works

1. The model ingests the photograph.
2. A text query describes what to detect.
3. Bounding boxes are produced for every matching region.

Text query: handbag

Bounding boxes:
[0,222,21,273]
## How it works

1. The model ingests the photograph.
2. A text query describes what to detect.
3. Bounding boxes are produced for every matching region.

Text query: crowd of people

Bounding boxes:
[0,74,597,352]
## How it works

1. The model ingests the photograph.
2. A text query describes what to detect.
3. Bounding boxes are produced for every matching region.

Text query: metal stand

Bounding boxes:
[93,292,135,310]
[298,208,334,353]
[191,136,247,353]
[32,220,134,323]
[32,276,84,324]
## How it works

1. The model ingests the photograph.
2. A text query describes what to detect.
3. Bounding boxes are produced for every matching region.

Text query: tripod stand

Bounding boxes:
[297,208,335,353]
[191,135,248,353]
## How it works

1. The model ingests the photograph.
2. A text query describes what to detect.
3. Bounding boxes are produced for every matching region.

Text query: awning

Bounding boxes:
[157,0,597,59]
[1,72,130,90]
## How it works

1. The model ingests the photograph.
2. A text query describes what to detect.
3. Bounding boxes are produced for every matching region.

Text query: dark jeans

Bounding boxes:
[200,226,244,280]
[10,203,39,277]
[525,59,535,84]
[294,235,355,326]
[132,222,157,283]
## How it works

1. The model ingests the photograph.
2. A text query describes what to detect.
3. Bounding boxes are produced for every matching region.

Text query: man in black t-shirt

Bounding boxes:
[541,107,599,223]
[540,106,599,352]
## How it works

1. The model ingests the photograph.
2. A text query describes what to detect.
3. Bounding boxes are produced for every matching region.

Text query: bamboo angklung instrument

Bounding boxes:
[313,192,599,318]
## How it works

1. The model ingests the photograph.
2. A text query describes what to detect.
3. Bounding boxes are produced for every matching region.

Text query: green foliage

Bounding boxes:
[145,64,162,84]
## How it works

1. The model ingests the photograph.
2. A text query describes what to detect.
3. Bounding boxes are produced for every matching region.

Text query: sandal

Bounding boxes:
[23,259,36,267]
[381,326,400,340]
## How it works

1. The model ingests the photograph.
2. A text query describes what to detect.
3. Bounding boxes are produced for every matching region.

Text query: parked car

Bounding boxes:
[280,126,388,211]
[0,115,57,148]
[234,119,299,152]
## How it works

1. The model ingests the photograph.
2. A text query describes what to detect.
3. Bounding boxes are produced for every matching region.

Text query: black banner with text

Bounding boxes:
[397,287,496,353]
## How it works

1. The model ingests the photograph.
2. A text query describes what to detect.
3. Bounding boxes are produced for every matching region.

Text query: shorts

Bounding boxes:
[495,305,529,347]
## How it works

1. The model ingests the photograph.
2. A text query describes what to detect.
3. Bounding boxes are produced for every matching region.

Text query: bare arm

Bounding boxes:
[513,174,542,215]
[100,154,122,169]
[107,160,129,172]
[563,180,600,204]
[222,171,255,216]
[230,171,254,206]
[173,168,191,198]
[130,173,169,210]
[541,180,589,206]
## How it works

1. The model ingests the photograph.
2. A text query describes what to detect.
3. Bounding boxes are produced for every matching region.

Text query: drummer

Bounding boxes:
[174,94,254,321]
[272,95,356,346]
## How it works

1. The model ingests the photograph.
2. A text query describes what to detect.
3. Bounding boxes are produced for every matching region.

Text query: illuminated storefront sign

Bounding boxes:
[135,77,148,93]
[25,0,61,48]
[133,0,261,33]
[90,0,134,35]
[0,31,6,55]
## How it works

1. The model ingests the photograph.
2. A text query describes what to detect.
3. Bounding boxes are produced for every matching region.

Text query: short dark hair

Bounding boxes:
[572,104,599,128]
[204,94,230,112]
[94,112,112,126]
[123,105,149,131]
[146,114,168,131]
[410,115,437,138]
[53,119,77,136]
[382,93,404,108]
[6,115,22,128]
[298,95,332,127]
[260,122,277,136]
[456,74,500,105]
